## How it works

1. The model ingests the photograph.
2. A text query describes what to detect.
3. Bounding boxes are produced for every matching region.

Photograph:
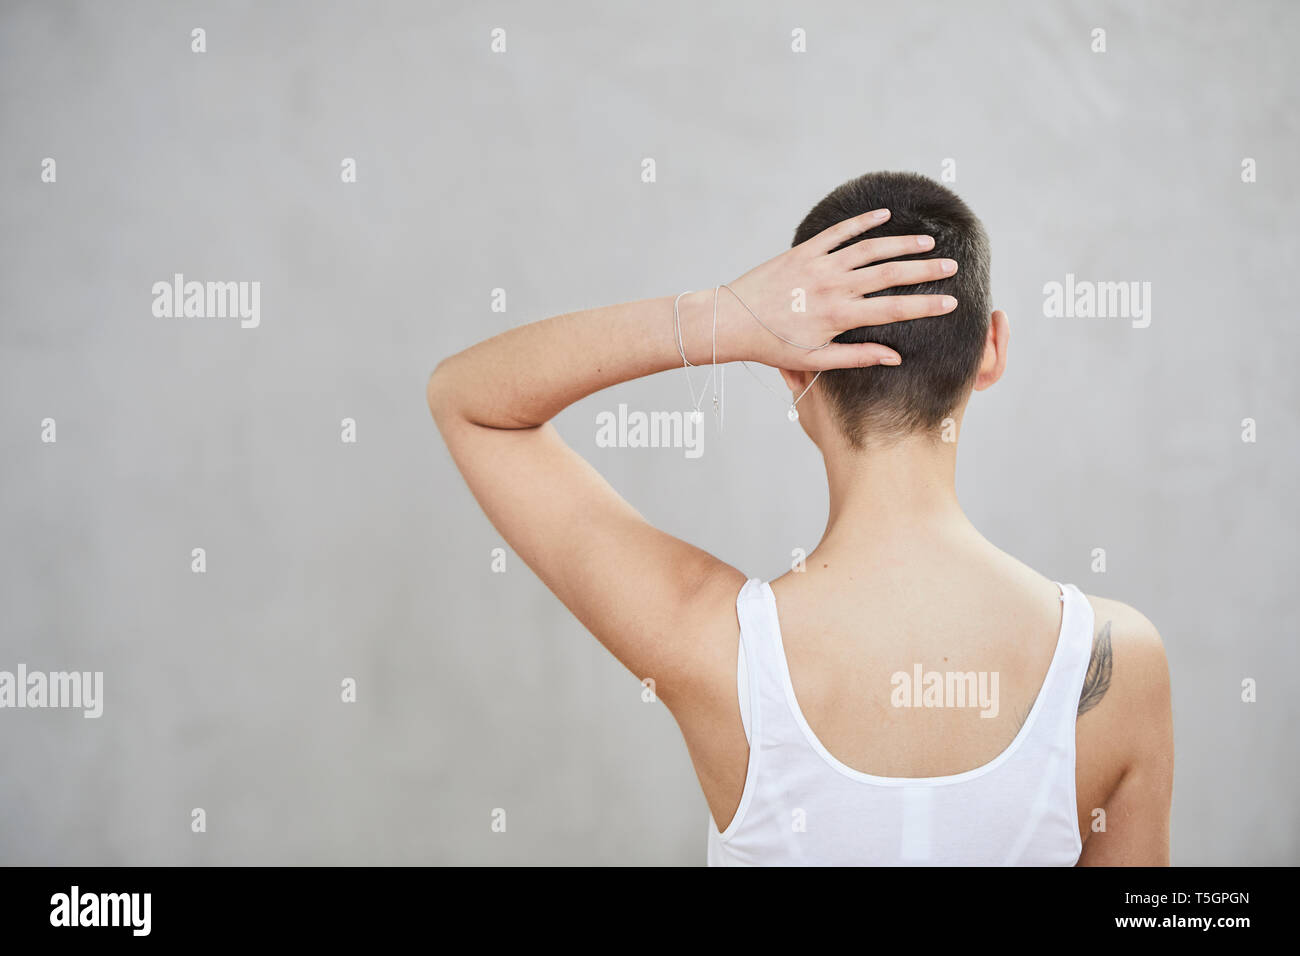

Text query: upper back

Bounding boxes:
[672,529,1172,866]
[768,552,1069,781]
[705,557,1096,866]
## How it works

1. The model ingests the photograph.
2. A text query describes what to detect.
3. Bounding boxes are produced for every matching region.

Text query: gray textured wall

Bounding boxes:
[1,0,1295,865]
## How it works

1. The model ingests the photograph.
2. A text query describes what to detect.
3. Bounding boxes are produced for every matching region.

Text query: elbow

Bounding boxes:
[425,359,457,428]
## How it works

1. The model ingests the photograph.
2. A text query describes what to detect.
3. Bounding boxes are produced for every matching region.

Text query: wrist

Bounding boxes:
[674,287,750,366]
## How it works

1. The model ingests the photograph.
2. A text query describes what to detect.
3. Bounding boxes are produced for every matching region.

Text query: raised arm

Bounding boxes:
[425,208,957,706]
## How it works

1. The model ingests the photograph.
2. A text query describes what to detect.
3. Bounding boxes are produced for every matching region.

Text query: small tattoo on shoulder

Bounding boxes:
[1078,619,1113,717]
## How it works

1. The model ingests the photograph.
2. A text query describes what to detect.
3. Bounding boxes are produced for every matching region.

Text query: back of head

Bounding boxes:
[792,172,991,446]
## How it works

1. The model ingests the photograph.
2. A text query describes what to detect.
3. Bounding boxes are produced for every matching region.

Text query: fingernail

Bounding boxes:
[917,235,934,248]
[943,296,958,310]
[882,355,902,366]
[941,259,957,274]
[873,209,890,221]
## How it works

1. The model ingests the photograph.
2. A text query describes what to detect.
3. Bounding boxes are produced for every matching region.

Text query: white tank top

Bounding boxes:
[707,578,1095,866]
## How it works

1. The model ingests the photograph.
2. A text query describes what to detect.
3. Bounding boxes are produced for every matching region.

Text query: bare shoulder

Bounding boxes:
[1077,593,1172,765]
[1081,595,1170,702]
[662,563,749,705]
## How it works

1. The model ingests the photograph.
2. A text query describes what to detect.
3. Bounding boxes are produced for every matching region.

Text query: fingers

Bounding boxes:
[803,208,891,255]
[839,293,958,327]
[809,342,904,370]
[805,296,960,369]
[842,257,958,298]
[830,233,936,269]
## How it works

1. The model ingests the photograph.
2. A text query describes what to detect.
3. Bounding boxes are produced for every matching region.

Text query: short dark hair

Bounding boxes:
[792,171,991,446]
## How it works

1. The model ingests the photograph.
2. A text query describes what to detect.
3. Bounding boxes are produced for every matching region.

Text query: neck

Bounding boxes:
[818,431,976,553]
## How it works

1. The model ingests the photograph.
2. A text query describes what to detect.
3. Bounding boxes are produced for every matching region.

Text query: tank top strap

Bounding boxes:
[1036,583,1098,744]
[735,578,777,700]
[734,577,809,748]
